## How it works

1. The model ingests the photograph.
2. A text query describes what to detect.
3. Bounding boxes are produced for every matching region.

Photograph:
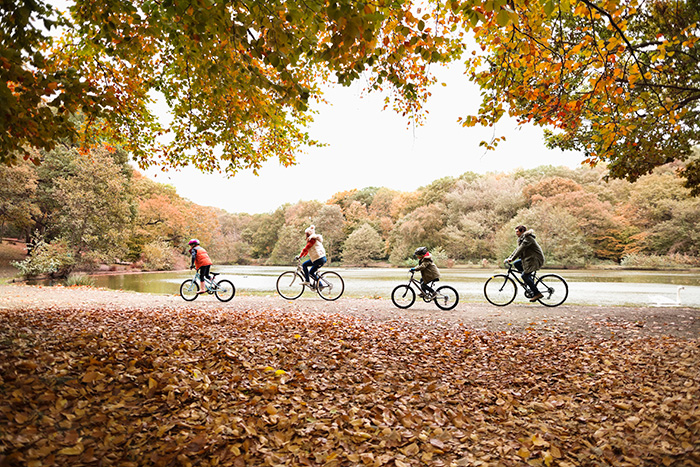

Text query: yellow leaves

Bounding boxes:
[58,443,84,455]
[531,433,549,447]
[517,446,531,459]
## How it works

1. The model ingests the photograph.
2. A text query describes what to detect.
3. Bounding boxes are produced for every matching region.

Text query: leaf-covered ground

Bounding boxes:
[0,287,698,466]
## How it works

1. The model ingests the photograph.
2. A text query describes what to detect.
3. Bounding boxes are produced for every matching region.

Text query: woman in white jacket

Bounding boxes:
[295,225,327,287]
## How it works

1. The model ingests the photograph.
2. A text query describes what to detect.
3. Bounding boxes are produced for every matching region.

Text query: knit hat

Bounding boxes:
[305,225,315,236]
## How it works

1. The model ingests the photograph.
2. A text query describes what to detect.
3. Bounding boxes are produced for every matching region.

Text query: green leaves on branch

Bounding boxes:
[3,0,454,175]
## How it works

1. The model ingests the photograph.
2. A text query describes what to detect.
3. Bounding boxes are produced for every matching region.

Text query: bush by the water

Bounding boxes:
[11,238,75,279]
[142,241,175,271]
[64,273,95,287]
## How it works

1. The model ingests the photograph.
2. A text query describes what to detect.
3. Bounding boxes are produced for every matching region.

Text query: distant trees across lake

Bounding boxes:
[3,145,699,278]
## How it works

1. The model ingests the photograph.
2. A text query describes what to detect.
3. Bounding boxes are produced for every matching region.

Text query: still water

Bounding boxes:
[92,266,700,307]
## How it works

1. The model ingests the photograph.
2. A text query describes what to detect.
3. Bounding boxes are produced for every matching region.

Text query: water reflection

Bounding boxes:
[90,265,700,307]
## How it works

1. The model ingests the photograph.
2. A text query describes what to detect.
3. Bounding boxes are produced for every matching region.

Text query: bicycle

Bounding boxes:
[180,269,235,302]
[276,258,344,301]
[483,262,568,307]
[391,270,459,310]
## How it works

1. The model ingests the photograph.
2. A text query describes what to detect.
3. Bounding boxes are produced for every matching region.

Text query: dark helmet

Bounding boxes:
[413,246,428,258]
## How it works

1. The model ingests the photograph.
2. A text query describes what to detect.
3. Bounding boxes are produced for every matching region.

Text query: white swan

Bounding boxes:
[650,286,685,307]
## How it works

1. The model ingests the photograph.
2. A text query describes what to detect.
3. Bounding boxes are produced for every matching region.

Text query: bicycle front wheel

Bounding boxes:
[317,271,344,301]
[536,274,568,307]
[276,271,305,300]
[391,285,415,309]
[434,285,459,311]
[484,274,517,306]
[180,280,199,301]
[214,279,236,302]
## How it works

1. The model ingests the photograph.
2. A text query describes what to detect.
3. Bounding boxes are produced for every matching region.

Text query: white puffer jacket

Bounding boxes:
[303,233,326,261]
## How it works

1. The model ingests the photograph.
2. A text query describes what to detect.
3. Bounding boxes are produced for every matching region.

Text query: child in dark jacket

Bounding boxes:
[411,247,440,297]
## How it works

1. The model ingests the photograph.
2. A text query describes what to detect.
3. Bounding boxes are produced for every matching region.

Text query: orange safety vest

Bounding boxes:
[192,246,213,269]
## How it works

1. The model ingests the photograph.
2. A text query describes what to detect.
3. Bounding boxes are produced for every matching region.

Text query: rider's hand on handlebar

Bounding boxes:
[294,255,300,261]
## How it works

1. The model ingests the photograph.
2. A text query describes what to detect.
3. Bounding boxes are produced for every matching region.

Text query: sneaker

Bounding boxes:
[300,281,312,287]
[529,293,544,302]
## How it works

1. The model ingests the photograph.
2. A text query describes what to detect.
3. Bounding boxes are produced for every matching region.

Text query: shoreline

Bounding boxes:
[1,283,698,339]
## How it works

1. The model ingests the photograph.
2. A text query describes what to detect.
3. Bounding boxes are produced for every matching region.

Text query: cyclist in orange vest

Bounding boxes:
[188,239,213,294]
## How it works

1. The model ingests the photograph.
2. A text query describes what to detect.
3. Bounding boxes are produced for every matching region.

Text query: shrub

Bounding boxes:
[12,238,75,278]
[64,273,95,287]
[430,247,450,268]
[142,241,175,271]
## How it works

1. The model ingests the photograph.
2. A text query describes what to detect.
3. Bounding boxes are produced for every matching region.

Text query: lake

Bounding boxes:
[90,265,700,307]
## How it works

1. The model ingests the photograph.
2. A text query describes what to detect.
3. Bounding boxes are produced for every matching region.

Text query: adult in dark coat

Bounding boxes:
[506,225,545,301]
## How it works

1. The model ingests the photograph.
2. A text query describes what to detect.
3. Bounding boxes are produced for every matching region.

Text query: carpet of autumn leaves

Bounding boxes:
[0,303,698,467]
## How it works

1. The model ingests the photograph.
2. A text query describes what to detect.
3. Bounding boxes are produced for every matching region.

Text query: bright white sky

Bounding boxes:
[144,64,584,214]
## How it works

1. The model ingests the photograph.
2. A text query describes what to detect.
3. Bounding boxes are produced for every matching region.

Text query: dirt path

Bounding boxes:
[1,284,698,340]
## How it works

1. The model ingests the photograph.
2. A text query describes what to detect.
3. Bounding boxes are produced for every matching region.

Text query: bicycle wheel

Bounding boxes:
[391,285,416,309]
[434,285,459,311]
[317,271,344,301]
[484,274,517,306]
[214,279,235,302]
[276,271,305,300]
[536,274,568,307]
[180,280,199,301]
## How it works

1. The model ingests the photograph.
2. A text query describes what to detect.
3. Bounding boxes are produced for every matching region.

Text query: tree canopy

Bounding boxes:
[2,0,451,172]
[452,0,700,193]
[2,0,699,191]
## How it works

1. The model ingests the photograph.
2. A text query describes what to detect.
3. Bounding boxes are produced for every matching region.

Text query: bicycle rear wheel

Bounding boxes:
[391,285,415,309]
[484,274,517,306]
[276,271,305,300]
[214,279,235,302]
[535,274,568,307]
[180,280,199,301]
[317,271,344,301]
[434,285,459,310]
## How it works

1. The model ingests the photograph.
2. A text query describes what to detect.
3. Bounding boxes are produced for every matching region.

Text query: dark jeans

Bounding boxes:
[199,265,211,281]
[302,257,327,282]
[512,259,540,294]
[419,279,435,294]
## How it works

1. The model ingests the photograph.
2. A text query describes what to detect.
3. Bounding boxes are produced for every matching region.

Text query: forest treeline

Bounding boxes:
[2,145,699,278]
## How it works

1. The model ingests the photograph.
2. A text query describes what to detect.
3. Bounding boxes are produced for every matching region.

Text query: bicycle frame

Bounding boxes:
[405,271,436,297]
[294,259,328,288]
[484,263,568,307]
[192,269,220,291]
[504,263,538,296]
[276,259,344,301]
[391,270,459,310]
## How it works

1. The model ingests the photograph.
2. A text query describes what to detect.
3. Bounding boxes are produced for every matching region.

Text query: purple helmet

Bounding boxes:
[188,239,200,246]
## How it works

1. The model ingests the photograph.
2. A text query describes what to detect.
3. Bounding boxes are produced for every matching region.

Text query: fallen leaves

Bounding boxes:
[0,303,698,466]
